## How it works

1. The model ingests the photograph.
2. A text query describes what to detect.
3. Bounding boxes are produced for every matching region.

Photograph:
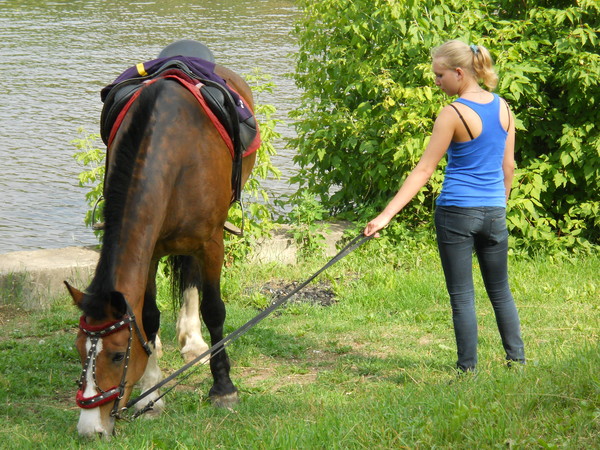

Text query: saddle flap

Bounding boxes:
[100,82,145,145]
[200,85,235,137]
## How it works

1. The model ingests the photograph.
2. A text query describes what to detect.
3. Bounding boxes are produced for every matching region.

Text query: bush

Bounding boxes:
[290,0,600,254]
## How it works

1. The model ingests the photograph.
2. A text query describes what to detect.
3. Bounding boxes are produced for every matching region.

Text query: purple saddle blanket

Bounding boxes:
[100,56,253,123]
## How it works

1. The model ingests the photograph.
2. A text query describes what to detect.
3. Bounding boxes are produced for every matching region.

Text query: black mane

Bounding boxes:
[81,80,164,320]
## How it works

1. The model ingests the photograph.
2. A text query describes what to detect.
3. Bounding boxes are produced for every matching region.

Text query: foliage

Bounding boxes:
[290,0,600,254]
[492,1,600,253]
[287,191,329,260]
[72,70,281,261]
[224,69,281,264]
[71,128,105,241]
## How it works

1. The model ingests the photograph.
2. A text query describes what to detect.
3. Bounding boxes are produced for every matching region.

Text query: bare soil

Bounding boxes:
[260,280,336,307]
[0,304,29,339]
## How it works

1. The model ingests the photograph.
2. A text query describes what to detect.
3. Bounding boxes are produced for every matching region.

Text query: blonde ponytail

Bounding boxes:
[432,40,498,91]
[471,44,498,90]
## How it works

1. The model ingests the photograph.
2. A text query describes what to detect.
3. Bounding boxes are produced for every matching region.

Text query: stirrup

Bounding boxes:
[91,196,105,231]
[224,221,242,236]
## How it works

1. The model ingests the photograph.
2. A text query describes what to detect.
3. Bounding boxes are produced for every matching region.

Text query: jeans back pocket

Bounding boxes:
[435,207,475,244]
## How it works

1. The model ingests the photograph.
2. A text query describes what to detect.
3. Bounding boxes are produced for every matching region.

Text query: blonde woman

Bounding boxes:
[364,40,525,372]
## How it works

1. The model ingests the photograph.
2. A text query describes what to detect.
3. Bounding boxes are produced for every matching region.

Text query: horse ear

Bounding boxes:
[64,281,85,307]
[109,291,129,318]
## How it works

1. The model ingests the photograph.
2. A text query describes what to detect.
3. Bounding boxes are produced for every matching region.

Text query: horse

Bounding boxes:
[64,46,258,438]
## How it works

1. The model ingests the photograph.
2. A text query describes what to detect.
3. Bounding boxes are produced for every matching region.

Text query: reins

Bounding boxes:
[122,232,373,419]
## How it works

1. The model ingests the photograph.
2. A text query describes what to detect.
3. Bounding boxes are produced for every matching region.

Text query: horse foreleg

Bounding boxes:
[136,260,165,416]
[135,337,165,417]
[176,286,210,363]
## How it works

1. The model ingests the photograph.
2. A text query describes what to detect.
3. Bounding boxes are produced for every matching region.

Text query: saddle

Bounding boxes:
[100,58,260,203]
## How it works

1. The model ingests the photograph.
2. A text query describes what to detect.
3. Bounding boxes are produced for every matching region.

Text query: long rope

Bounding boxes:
[125,232,373,418]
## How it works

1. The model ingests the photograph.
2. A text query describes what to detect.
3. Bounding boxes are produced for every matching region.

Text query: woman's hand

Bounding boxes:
[364,214,391,237]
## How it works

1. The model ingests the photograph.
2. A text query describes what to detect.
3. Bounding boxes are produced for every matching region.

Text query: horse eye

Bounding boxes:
[112,352,126,363]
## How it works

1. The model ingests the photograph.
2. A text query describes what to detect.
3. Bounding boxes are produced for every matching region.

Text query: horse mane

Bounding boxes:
[81,80,166,320]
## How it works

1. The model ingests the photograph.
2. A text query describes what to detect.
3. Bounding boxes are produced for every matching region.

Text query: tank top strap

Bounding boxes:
[453,93,499,111]
[448,103,474,140]
[453,94,502,131]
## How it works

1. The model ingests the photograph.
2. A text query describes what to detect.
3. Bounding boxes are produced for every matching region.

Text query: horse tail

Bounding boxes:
[167,255,200,311]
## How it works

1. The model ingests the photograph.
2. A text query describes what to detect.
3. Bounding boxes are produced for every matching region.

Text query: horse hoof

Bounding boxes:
[181,348,210,364]
[143,408,162,419]
[210,392,239,409]
[180,339,210,364]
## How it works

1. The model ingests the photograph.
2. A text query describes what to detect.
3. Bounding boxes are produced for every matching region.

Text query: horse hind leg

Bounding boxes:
[197,248,238,408]
[173,255,210,364]
[176,285,210,363]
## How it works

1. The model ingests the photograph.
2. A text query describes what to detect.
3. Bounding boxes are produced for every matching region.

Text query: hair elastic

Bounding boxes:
[470,44,479,55]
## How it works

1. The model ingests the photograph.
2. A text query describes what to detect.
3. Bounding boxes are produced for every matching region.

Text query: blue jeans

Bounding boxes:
[434,206,525,371]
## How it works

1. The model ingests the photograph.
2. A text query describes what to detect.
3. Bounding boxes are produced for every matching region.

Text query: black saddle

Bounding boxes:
[100,60,256,149]
[100,59,257,203]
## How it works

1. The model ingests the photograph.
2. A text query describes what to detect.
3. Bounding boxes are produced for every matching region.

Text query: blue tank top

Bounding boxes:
[436,94,508,207]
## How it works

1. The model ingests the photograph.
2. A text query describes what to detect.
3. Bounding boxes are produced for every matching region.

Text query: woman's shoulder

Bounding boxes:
[436,103,462,122]
[432,103,463,135]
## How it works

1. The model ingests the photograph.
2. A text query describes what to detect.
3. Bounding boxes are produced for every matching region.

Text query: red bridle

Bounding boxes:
[76,306,152,417]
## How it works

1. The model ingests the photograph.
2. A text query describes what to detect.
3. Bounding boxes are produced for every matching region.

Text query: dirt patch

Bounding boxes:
[0,304,29,338]
[260,280,336,307]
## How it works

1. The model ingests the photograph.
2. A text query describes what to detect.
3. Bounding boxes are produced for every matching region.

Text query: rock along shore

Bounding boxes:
[0,222,352,310]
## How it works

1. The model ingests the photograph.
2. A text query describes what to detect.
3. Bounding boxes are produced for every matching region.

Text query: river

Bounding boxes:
[0,0,299,253]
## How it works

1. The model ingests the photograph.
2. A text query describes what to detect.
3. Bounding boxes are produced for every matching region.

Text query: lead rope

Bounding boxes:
[124,232,373,419]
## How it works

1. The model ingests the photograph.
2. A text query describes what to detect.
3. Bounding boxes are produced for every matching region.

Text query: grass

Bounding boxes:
[0,239,598,449]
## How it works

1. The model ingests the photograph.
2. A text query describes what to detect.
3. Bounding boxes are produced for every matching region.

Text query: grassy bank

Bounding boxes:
[0,239,598,448]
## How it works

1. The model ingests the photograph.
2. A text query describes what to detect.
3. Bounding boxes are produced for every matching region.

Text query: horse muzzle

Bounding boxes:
[77,406,116,439]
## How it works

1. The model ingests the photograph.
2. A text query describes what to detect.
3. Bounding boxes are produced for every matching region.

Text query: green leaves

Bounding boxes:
[291,0,599,254]
[292,0,443,216]
[71,128,105,239]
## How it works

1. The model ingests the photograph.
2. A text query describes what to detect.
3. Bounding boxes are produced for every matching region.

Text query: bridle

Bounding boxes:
[76,303,152,419]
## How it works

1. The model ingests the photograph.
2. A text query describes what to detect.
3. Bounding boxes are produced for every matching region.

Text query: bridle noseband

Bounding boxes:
[76,304,152,419]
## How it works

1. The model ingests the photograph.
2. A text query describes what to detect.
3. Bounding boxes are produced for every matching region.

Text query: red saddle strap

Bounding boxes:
[107,73,260,159]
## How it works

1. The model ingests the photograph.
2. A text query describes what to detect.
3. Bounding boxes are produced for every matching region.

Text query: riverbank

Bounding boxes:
[0,223,351,310]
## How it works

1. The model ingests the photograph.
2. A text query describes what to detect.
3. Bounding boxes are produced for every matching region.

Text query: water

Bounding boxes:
[0,0,299,253]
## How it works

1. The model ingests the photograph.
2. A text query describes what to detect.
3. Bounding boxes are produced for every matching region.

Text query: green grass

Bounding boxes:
[0,241,598,449]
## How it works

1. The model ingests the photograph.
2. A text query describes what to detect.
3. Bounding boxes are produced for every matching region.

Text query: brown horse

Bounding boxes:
[65,59,257,438]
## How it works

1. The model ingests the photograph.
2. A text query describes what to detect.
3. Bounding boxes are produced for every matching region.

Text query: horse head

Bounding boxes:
[65,282,152,438]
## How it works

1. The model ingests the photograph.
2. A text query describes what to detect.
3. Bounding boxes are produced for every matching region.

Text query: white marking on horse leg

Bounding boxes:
[136,336,165,417]
[152,332,164,359]
[176,287,209,363]
[78,338,110,437]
